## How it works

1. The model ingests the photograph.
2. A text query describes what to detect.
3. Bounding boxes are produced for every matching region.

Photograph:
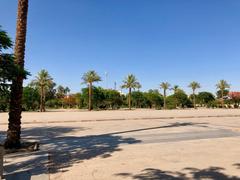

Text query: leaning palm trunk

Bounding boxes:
[128,88,132,110]
[88,83,92,111]
[5,0,29,148]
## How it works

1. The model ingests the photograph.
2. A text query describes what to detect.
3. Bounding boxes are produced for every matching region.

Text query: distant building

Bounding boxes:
[228,92,240,100]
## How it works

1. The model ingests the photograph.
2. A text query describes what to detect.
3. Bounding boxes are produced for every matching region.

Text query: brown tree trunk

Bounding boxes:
[43,88,46,112]
[129,88,132,110]
[40,86,44,112]
[164,89,166,110]
[5,0,29,149]
[88,83,92,111]
[221,89,224,108]
[193,90,196,109]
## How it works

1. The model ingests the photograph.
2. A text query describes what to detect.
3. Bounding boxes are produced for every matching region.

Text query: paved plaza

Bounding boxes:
[1,109,240,179]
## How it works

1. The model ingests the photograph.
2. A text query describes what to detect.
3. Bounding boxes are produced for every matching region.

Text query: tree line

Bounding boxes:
[1,67,236,112]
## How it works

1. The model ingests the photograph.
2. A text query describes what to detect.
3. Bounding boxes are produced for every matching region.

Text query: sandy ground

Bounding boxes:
[1,109,240,179]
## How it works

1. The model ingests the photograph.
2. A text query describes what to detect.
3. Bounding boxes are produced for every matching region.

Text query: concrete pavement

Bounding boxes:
[0,109,240,179]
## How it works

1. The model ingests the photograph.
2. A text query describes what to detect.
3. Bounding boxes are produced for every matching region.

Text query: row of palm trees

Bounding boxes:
[81,70,231,111]
[159,80,230,110]
[81,71,142,111]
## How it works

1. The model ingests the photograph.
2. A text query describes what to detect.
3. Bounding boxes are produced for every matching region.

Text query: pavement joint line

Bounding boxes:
[0,114,240,125]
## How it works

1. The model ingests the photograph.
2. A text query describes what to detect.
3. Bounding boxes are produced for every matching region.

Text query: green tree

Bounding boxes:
[103,89,123,109]
[81,86,105,109]
[56,85,70,108]
[31,70,54,112]
[82,71,102,111]
[74,93,82,109]
[144,89,163,109]
[216,80,230,108]
[188,81,201,109]
[121,74,141,110]
[166,89,192,109]
[131,91,146,108]
[197,92,215,107]
[0,27,14,112]
[160,82,171,109]
[22,86,40,111]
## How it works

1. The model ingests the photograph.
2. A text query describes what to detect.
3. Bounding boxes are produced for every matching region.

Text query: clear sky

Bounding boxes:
[1,0,240,94]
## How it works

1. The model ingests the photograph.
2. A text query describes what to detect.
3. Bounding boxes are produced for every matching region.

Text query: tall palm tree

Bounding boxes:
[5,0,29,149]
[216,80,230,108]
[31,70,53,112]
[82,70,101,111]
[121,74,141,110]
[188,81,201,109]
[160,82,171,109]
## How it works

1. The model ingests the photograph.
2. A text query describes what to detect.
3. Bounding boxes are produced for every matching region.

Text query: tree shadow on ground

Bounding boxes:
[116,167,240,180]
[3,126,141,178]
[101,122,208,136]
[3,122,208,178]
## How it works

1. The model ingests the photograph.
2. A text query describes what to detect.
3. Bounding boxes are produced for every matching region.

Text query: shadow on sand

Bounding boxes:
[3,122,209,179]
[116,167,240,180]
[3,126,141,178]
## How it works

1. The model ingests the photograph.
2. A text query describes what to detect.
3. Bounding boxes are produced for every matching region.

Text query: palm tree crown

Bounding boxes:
[216,80,230,91]
[82,70,101,84]
[160,82,171,92]
[172,85,179,94]
[121,74,141,90]
[31,70,53,89]
[188,81,201,92]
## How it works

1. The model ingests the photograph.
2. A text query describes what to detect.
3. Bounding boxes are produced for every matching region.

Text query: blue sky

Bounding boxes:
[1,0,240,94]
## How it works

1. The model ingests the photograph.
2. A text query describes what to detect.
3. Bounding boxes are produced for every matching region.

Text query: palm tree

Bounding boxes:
[160,82,171,109]
[216,80,230,108]
[188,81,201,109]
[121,74,141,110]
[31,70,53,112]
[172,85,179,94]
[171,85,180,108]
[5,0,29,149]
[82,70,101,111]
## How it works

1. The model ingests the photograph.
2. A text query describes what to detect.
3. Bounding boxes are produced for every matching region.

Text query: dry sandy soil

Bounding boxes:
[1,109,240,180]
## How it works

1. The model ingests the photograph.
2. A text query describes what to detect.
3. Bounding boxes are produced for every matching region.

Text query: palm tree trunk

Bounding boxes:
[221,89,224,108]
[43,88,46,112]
[88,83,92,111]
[129,88,132,110]
[193,90,196,109]
[4,0,29,149]
[40,86,44,112]
[164,89,166,110]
